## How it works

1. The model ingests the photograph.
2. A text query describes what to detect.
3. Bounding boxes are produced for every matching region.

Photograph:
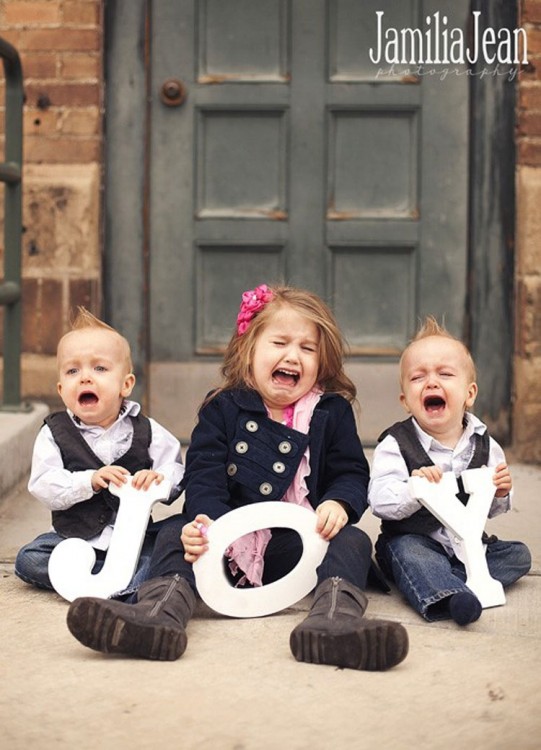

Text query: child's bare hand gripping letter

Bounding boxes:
[91,465,129,491]
[493,463,512,497]
[411,465,443,483]
[131,469,164,491]
[316,500,349,541]
[182,515,212,563]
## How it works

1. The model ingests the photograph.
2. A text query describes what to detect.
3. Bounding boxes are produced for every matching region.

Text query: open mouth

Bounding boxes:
[423,395,446,413]
[272,368,300,387]
[78,391,99,406]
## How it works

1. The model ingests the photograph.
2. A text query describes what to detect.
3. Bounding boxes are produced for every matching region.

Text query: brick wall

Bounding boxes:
[516,0,541,462]
[0,0,103,403]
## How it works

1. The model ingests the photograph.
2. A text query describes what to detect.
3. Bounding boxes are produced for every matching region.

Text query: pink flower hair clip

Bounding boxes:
[236,284,274,335]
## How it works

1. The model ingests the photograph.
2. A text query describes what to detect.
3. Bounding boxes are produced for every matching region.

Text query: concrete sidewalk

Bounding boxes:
[1,415,540,749]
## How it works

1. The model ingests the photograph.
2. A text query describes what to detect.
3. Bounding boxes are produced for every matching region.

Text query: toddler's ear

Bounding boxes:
[465,381,478,409]
[399,392,411,413]
[121,373,136,397]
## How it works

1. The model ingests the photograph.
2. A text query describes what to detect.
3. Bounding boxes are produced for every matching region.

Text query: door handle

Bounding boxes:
[160,79,187,107]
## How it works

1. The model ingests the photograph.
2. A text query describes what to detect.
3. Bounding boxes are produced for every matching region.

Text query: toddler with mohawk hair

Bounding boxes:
[15,307,184,596]
[368,317,531,625]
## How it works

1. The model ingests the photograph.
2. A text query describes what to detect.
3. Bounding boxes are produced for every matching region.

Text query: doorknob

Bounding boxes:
[160,79,187,107]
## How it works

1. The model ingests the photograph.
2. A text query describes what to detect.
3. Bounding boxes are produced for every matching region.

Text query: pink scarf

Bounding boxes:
[226,388,323,586]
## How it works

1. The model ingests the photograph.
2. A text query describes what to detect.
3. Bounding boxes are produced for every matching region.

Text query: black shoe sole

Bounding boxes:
[67,598,187,661]
[290,620,409,671]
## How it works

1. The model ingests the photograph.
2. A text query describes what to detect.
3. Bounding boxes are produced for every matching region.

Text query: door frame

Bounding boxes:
[103,0,516,442]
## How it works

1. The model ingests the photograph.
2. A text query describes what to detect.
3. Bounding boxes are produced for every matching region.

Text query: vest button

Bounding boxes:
[235,441,249,454]
[246,420,259,432]
[278,440,292,454]
[259,482,273,496]
[273,461,286,474]
[227,463,237,476]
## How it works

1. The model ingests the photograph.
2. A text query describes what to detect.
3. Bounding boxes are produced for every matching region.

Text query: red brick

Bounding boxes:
[15,28,100,52]
[518,83,541,110]
[69,278,100,314]
[19,52,57,79]
[518,137,541,165]
[25,82,100,107]
[63,2,100,26]
[21,277,64,355]
[60,109,100,136]
[59,53,101,80]
[24,109,59,135]
[24,135,101,163]
[518,110,541,136]
[4,2,62,26]
[525,26,541,55]
[523,1,541,25]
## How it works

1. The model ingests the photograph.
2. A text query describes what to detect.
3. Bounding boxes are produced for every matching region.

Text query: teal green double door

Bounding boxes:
[107,0,473,441]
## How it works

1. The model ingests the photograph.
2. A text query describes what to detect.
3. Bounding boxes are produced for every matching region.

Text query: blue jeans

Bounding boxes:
[375,533,532,622]
[147,513,373,592]
[15,520,167,598]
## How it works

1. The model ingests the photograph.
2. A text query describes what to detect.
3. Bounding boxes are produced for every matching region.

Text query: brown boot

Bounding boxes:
[290,577,408,671]
[67,574,195,661]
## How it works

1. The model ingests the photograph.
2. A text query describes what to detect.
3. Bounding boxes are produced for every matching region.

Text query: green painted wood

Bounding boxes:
[148,0,470,361]
[103,0,148,404]
[468,0,516,443]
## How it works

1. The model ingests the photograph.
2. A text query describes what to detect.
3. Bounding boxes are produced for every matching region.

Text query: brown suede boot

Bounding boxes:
[290,577,408,671]
[67,574,195,661]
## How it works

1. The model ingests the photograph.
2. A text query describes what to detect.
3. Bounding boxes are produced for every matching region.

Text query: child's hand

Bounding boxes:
[411,466,443,483]
[91,465,129,491]
[316,500,348,541]
[493,462,512,497]
[131,469,164,491]
[182,515,212,563]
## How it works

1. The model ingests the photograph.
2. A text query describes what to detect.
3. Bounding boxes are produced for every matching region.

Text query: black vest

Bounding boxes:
[47,411,152,540]
[379,417,490,537]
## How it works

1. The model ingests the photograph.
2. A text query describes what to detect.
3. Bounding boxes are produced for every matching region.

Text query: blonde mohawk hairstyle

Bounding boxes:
[65,306,134,372]
[401,315,477,382]
[412,315,450,341]
[70,306,116,332]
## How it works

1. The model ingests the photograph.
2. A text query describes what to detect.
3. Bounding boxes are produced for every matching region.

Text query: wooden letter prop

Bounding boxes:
[193,502,329,618]
[408,467,505,608]
[48,478,172,602]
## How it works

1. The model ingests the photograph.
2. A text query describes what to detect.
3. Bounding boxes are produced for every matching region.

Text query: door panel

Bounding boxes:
[148,0,469,442]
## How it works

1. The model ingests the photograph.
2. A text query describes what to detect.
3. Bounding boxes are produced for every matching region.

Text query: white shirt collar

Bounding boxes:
[67,399,141,431]
[411,412,486,454]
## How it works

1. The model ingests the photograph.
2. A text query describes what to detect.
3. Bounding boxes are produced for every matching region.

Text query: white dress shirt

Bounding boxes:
[368,413,511,557]
[28,400,184,549]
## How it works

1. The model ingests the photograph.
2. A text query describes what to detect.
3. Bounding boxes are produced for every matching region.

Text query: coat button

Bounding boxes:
[227,463,237,476]
[246,420,259,432]
[235,441,249,454]
[278,440,292,454]
[273,461,285,474]
[259,482,273,496]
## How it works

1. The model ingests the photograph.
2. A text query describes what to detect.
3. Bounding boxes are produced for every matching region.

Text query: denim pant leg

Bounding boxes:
[258,525,371,591]
[316,525,372,591]
[377,533,470,621]
[486,539,532,587]
[15,531,105,590]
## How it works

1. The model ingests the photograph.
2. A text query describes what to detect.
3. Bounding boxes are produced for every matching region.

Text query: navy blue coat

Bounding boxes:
[182,388,370,523]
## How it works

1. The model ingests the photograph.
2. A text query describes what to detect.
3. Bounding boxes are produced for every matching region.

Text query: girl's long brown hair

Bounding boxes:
[212,285,356,403]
